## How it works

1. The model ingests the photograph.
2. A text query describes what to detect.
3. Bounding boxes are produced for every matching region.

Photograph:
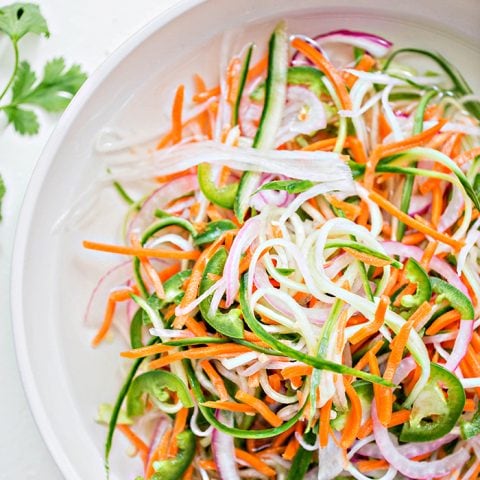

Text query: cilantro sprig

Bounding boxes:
[0,2,87,218]
[0,3,87,135]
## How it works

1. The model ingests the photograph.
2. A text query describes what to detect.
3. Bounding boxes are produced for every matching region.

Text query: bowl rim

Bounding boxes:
[10,1,204,478]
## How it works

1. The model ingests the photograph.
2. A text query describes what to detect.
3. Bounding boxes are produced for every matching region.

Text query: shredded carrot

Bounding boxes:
[327,195,361,219]
[425,310,461,336]
[235,390,283,427]
[282,435,300,461]
[171,85,185,145]
[341,380,362,448]
[182,464,194,480]
[464,398,476,412]
[368,191,464,250]
[150,344,251,370]
[368,351,392,427]
[430,186,443,228]
[364,119,447,189]
[121,343,174,359]
[184,317,208,337]
[353,340,384,371]
[146,426,172,477]
[192,85,221,103]
[198,459,217,470]
[357,409,411,438]
[168,408,189,457]
[319,399,333,448]
[378,114,392,140]
[117,424,149,462]
[350,295,390,345]
[246,54,268,81]
[357,458,389,473]
[403,232,426,245]
[200,360,230,401]
[235,448,276,477]
[83,240,200,260]
[420,240,438,270]
[201,400,256,414]
[174,231,233,328]
[455,146,480,166]
[280,365,313,379]
[291,37,352,110]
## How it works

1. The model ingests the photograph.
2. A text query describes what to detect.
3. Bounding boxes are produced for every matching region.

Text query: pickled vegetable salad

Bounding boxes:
[84,22,480,480]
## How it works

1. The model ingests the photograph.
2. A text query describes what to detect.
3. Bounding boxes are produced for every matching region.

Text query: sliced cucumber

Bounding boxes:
[234,21,288,222]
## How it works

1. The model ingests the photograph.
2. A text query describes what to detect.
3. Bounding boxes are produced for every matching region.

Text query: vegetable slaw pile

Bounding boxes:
[84,22,480,480]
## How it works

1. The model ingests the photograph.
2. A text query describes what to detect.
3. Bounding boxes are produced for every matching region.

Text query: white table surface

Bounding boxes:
[0,1,180,478]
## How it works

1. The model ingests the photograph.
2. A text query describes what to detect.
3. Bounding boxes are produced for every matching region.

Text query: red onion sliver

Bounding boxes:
[212,411,240,480]
[382,241,469,297]
[372,404,469,479]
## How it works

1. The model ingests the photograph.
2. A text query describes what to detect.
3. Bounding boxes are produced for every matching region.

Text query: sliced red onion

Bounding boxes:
[128,174,198,235]
[212,411,240,480]
[174,278,226,316]
[457,218,480,274]
[224,216,262,306]
[274,86,327,147]
[382,242,469,297]
[238,100,263,138]
[144,416,170,473]
[424,331,457,344]
[443,318,473,371]
[314,29,393,58]
[84,260,133,327]
[317,433,345,480]
[408,193,432,216]
[358,433,458,460]
[372,404,469,479]
[439,185,463,232]
[393,356,416,384]
[250,174,295,211]
[290,34,325,67]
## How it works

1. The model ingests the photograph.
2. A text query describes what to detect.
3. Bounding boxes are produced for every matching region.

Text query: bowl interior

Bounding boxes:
[13,1,480,479]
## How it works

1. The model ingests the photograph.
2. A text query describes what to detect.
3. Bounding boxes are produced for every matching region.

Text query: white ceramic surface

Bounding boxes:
[11,1,480,479]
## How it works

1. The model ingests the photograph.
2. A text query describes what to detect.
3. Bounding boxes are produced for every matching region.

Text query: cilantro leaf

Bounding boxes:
[0,3,49,41]
[4,105,39,135]
[258,179,315,194]
[0,174,5,221]
[11,60,36,99]
[10,57,87,113]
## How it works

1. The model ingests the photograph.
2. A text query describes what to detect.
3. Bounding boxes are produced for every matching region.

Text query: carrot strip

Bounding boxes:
[364,120,446,189]
[168,408,189,457]
[91,286,139,347]
[357,459,389,473]
[121,343,174,359]
[150,344,251,370]
[319,399,333,448]
[302,137,337,152]
[425,310,461,336]
[146,426,172,478]
[184,317,208,336]
[420,240,438,270]
[341,381,362,448]
[117,424,149,462]
[378,114,392,141]
[235,448,276,477]
[291,37,352,110]
[171,85,185,145]
[174,231,233,328]
[344,54,376,88]
[351,296,390,345]
[246,54,268,81]
[430,186,443,228]
[368,191,464,250]
[282,435,299,461]
[201,360,230,401]
[357,409,411,439]
[192,85,221,103]
[83,240,200,260]
[403,232,426,245]
[368,352,392,427]
[235,390,283,427]
[155,170,192,184]
[353,340,384,371]
[201,401,256,414]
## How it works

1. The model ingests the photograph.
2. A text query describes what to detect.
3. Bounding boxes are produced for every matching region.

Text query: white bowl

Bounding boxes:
[11,0,480,479]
